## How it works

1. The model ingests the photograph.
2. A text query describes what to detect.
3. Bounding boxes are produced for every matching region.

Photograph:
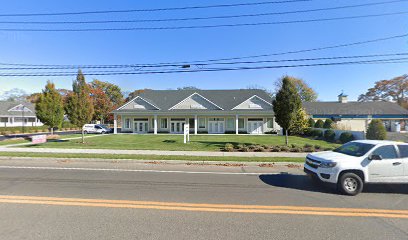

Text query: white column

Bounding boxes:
[194,115,198,135]
[235,115,239,135]
[113,114,118,134]
[154,115,158,134]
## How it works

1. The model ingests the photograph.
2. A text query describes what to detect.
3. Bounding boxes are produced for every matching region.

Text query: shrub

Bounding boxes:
[303,147,314,152]
[280,146,290,152]
[241,146,250,152]
[314,119,324,128]
[314,145,321,150]
[366,119,387,140]
[224,143,234,152]
[323,119,334,129]
[311,129,323,138]
[324,129,336,142]
[236,144,245,150]
[253,146,265,152]
[270,146,281,152]
[308,118,315,128]
[290,144,298,148]
[303,128,313,137]
[339,132,354,143]
[290,147,302,152]
[304,143,313,148]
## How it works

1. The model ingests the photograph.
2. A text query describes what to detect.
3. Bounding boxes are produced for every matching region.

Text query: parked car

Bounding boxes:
[82,124,111,134]
[304,140,408,196]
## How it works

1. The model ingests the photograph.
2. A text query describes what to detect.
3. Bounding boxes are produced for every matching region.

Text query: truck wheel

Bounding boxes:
[338,173,363,196]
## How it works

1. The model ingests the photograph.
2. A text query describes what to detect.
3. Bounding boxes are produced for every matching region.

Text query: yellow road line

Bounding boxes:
[0,195,407,219]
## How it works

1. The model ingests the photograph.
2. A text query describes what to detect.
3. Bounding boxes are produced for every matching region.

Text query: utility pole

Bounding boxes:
[22,105,25,134]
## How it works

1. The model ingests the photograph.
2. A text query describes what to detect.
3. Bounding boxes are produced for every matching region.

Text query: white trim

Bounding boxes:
[116,96,160,111]
[231,95,272,110]
[168,92,224,110]
[7,104,33,113]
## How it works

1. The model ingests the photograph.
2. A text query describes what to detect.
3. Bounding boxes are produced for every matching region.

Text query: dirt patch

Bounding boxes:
[259,163,275,168]
[286,164,301,169]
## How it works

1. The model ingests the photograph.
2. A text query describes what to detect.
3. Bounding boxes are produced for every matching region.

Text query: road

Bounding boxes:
[0,158,407,240]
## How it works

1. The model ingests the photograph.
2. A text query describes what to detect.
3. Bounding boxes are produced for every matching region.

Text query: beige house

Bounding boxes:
[112,89,279,134]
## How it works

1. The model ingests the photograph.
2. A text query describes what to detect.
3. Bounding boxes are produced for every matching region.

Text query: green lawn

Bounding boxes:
[20,134,339,151]
[0,152,304,162]
[0,139,30,146]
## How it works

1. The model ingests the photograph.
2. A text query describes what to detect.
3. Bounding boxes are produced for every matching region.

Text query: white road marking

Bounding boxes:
[0,165,281,175]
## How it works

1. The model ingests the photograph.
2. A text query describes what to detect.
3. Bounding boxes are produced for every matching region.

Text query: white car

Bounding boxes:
[82,124,110,134]
[304,140,408,195]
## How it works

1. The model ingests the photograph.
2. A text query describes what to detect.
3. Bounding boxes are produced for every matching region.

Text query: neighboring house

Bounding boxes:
[303,93,408,132]
[0,101,43,127]
[112,89,279,134]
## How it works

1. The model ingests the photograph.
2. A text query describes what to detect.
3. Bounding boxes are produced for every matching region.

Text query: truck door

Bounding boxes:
[397,145,408,183]
[368,145,404,182]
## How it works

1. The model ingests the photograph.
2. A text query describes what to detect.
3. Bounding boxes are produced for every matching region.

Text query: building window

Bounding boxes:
[226,118,234,129]
[0,117,8,123]
[267,118,274,128]
[160,118,168,128]
[238,118,244,129]
[125,119,130,128]
[199,118,206,128]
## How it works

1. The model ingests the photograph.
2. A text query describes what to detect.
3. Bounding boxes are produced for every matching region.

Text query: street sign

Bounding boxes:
[31,134,47,144]
[184,123,190,144]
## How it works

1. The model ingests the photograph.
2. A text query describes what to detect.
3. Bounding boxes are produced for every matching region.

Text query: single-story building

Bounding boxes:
[303,93,408,132]
[0,101,43,127]
[112,89,279,134]
[112,90,408,134]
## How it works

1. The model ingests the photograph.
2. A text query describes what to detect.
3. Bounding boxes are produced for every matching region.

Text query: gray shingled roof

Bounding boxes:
[303,101,408,116]
[114,89,273,113]
[0,101,37,116]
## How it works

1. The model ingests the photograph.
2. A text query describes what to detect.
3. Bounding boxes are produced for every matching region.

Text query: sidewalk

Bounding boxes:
[0,146,307,158]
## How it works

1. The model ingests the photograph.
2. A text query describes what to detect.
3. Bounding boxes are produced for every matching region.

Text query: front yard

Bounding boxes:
[20,134,339,151]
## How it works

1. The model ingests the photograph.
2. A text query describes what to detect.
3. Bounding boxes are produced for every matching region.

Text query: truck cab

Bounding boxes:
[304,140,408,195]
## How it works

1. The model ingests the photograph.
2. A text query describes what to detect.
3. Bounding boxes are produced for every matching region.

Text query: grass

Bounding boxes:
[19,134,339,151]
[0,139,30,146]
[0,151,304,162]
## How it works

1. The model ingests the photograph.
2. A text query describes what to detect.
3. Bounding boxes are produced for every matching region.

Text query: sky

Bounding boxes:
[0,0,407,101]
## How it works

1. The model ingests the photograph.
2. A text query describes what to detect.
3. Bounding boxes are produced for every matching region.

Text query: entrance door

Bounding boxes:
[208,118,224,134]
[248,121,263,134]
[134,121,148,134]
[171,121,185,134]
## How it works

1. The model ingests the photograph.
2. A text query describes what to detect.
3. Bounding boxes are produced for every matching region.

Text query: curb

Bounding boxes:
[0,156,304,167]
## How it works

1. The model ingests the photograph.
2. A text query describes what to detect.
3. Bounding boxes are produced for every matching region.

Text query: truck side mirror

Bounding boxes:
[369,154,382,160]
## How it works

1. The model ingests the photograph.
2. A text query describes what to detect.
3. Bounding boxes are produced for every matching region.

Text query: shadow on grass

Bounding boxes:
[259,174,408,195]
[162,140,176,143]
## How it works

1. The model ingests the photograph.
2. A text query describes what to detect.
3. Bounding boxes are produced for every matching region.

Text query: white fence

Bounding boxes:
[314,128,366,140]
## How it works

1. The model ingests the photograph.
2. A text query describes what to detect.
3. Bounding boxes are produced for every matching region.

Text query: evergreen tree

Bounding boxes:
[290,108,309,135]
[366,119,387,140]
[308,118,315,128]
[65,70,94,128]
[273,76,302,145]
[323,118,334,129]
[35,81,64,135]
[315,119,324,128]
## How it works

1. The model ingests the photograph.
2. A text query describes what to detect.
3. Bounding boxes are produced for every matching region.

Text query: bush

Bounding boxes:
[270,146,281,152]
[236,144,245,150]
[304,143,313,148]
[303,147,314,152]
[290,147,302,152]
[241,146,250,152]
[366,119,387,140]
[224,143,234,152]
[324,129,336,142]
[323,119,334,129]
[280,146,290,152]
[311,129,323,138]
[339,132,354,143]
[314,119,324,128]
[253,146,265,152]
[303,128,313,137]
[314,145,321,150]
[308,118,315,128]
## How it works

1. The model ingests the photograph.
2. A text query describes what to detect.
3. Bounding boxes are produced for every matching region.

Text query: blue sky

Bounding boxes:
[0,0,407,101]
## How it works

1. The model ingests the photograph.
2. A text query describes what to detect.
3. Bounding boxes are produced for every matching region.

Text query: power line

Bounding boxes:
[0,53,407,70]
[0,0,311,17]
[0,11,406,32]
[0,57,407,77]
[0,0,405,24]
[1,32,407,67]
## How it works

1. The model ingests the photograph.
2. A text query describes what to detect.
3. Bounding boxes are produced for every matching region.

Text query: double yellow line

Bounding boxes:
[0,195,407,219]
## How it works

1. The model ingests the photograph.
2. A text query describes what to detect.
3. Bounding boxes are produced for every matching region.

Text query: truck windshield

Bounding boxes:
[333,142,375,157]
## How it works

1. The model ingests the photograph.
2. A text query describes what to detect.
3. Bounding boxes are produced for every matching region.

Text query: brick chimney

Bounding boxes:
[338,92,348,103]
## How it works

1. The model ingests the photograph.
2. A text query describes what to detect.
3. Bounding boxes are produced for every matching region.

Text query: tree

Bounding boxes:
[323,119,334,129]
[366,119,387,140]
[289,107,308,135]
[26,92,42,103]
[126,88,152,101]
[90,80,124,123]
[35,81,64,135]
[273,76,302,145]
[308,118,315,128]
[275,76,317,102]
[314,119,324,128]
[65,70,94,128]
[358,75,408,108]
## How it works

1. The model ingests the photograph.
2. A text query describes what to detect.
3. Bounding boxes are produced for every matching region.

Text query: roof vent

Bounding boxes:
[338,91,348,103]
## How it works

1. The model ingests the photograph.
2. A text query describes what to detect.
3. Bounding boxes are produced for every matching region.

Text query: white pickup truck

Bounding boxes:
[304,140,408,195]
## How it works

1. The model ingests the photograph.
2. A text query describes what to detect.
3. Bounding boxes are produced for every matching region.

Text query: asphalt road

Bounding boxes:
[0,159,407,240]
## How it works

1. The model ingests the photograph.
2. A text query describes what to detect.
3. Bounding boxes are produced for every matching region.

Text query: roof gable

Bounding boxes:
[8,103,33,113]
[169,93,223,110]
[117,96,160,111]
[232,95,272,110]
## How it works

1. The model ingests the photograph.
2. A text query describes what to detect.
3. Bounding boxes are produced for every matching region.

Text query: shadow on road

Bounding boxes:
[259,173,408,195]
